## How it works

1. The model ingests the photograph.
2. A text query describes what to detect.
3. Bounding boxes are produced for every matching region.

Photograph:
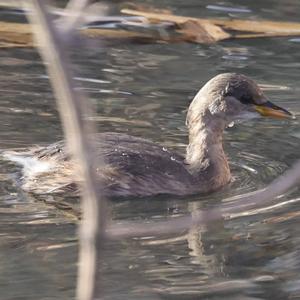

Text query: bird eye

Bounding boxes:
[239,94,254,105]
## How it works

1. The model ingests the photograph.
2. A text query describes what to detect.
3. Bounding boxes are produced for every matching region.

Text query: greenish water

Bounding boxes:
[1,1,300,299]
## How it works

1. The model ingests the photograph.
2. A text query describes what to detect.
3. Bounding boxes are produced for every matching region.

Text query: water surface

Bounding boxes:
[1,1,300,299]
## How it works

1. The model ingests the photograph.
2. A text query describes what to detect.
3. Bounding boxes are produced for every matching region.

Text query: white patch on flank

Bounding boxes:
[3,152,54,178]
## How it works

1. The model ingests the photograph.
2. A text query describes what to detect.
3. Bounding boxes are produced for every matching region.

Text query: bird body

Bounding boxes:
[4,73,292,197]
[6,132,226,196]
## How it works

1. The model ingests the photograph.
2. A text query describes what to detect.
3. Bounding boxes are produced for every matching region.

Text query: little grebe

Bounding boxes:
[4,73,293,197]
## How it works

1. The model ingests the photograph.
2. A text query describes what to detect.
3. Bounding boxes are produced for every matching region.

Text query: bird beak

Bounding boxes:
[254,101,293,119]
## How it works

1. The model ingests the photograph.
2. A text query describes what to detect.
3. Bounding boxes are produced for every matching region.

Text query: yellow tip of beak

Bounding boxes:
[255,102,293,119]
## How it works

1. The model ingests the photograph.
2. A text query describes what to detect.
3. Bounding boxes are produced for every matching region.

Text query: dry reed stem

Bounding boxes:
[23,1,105,300]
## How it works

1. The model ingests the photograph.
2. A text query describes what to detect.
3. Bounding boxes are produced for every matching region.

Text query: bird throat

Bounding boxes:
[185,121,231,192]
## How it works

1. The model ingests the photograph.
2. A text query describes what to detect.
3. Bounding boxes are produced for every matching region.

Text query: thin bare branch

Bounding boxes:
[23,1,106,300]
[222,160,300,214]
[60,0,111,35]
[107,160,300,239]
[62,0,90,33]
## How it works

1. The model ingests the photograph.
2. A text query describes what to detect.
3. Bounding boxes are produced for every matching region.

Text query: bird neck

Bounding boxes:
[185,117,231,191]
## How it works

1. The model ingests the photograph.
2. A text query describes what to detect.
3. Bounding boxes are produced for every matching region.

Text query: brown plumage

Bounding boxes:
[4,73,292,197]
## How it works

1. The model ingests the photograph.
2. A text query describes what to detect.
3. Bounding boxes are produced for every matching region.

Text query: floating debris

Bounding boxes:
[2,4,300,47]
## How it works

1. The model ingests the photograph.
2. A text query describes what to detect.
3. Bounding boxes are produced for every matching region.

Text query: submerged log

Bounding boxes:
[0,22,33,47]
[2,6,300,48]
[121,8,300,41]
[0,21,164,48]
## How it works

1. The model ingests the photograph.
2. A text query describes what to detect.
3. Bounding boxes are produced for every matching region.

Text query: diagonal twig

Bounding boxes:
[107,160,300,239]
[23,1,106,300]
